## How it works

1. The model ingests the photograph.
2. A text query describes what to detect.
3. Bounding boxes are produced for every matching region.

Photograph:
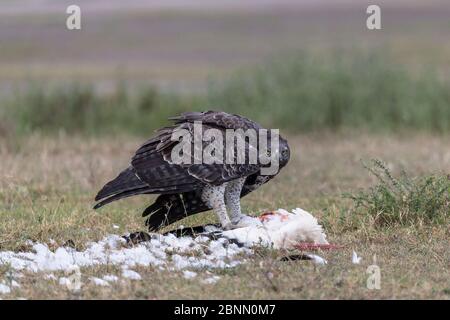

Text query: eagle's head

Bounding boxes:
[258,134,290,177]
[279,136,290,169]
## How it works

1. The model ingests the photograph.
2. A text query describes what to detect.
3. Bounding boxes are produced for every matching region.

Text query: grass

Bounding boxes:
[3,82,201,136]
[346,159,449,227]
[1,4,449,300]
[0,133,449,299]
[2,50,450,136]
[207,50,450,132]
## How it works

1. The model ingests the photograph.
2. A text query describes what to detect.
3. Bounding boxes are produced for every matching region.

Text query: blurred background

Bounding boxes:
[0,0,449,135]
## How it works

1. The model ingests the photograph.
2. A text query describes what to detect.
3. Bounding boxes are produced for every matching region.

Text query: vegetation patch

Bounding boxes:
[346,159,450,227]
[2,50,450,136]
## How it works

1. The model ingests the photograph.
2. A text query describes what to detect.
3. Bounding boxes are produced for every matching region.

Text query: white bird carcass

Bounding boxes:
[206,208,329,250]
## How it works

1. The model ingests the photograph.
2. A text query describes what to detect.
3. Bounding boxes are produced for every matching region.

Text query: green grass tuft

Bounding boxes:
[346,159,450,227]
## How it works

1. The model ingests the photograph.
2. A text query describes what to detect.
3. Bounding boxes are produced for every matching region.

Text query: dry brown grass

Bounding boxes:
[0,132,449,299]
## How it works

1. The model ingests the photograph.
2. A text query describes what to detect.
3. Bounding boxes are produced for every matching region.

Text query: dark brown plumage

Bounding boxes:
[94,111,290,230]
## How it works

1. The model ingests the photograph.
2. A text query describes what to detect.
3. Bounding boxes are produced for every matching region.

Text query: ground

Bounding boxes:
[0,0,449,300]
[1,133,449,299]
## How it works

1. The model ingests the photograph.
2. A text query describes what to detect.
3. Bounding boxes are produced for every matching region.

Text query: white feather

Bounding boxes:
[221,208,328,250]
[352,251,362,264]
[306,254,328,265]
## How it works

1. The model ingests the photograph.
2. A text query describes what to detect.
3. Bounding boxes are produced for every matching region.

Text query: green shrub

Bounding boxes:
[346,159,450,227]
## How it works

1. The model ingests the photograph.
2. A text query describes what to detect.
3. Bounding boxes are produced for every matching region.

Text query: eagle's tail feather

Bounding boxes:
[95,167,147,202]
[94,166,200,209]
[93,186,151,209]
[94,166,150,209]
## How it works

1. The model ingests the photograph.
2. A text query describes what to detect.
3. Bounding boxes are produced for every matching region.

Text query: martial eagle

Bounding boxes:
[94,111,290,230]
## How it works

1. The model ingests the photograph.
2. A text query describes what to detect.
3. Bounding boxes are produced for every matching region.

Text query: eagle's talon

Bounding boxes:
[230,215,262,228]
[222,223,236,231]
